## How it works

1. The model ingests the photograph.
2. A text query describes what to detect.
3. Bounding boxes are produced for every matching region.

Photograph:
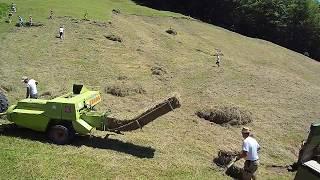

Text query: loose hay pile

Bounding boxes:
[225,165,243,179]
[213,150,239,167]
[105,82,146,97]
[213,150,243,179]
[196,106,252,126]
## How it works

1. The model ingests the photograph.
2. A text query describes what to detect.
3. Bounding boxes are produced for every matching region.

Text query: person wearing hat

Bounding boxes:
[22,76,38,99]
[236,127,260,180]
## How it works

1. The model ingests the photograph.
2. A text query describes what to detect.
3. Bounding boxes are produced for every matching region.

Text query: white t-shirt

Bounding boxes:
[242,136,260,161]
[27,79,38,95]
[59,28,64,33]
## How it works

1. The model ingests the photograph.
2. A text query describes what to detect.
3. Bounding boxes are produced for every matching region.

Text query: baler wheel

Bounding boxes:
[48,125,74,145]
[0,92,8,113]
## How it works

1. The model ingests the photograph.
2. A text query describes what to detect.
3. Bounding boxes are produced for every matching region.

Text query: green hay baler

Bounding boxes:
[0,85,181,144]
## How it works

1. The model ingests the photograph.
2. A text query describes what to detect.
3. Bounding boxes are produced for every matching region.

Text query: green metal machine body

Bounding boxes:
[1,84,181,144]
[6,85,103,135]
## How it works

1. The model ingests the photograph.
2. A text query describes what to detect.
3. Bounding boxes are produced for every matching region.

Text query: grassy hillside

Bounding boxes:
[0,0,320,179]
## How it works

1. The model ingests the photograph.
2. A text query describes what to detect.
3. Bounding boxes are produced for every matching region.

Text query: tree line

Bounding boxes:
[133,0,320,61]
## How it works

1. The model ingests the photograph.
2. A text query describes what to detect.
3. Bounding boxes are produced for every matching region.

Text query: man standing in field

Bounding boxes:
[18,15,24,27]
[236,127,260,180]
[22,76,38,99]
[29,15,33,26]
[59,26,64,39]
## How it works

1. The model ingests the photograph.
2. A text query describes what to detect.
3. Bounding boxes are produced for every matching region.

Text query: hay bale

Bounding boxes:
[104,34,122,42]
[196,106,252,126]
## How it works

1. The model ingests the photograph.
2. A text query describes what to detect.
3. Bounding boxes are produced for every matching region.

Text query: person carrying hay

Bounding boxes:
[236,127,260,180]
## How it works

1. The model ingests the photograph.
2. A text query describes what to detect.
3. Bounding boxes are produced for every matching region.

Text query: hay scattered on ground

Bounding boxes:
[105,82,146,97]
[151,65,167,76]
[104,34,122,42]
[112,9,121,14]
[0,85,14,92]
[196,106,252,126]
[40,91,52,98]
[89,21,108,27]
[166,28,177,35]
[87,37,95,41]
[225,165,243,179]
[213,150,243,179]
[117,75,128,80]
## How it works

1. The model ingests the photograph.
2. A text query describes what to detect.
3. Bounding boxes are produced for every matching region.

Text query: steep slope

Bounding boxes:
[0,8,320,180]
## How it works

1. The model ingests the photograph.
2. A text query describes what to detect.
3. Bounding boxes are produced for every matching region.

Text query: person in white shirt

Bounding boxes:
[59,26,64,39]
[236,127,260,180]
[22,76,38,99]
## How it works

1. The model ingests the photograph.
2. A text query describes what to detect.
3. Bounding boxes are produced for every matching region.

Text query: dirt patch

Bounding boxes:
[104,34,122,42]
[166,28,177,35]
[105,82,146,97]
[196,106,252,126]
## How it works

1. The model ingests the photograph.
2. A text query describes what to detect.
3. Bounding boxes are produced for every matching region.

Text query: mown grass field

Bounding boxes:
[0,0,320,179]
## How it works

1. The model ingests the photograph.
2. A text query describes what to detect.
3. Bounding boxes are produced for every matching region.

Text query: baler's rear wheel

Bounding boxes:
[0,92,8,113]
[48,124,75,145]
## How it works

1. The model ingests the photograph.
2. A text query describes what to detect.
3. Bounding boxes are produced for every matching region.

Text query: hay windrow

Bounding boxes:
[104,34,122,42]
[196,106,252,126]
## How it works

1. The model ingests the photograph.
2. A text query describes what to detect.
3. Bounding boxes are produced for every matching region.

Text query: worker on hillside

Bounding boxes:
[84,11,88,20]
[59,26,64,39]
[8,11,13,23]
[11,3,16,13]
[18,15,24,27]
[29,15,33,26]
[22,76,38,99]
[49,10,54,19]
[236,127,260,180]
[216,54,221,67]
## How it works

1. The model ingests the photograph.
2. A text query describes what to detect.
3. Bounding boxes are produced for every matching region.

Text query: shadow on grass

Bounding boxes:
[0,124,155,158]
